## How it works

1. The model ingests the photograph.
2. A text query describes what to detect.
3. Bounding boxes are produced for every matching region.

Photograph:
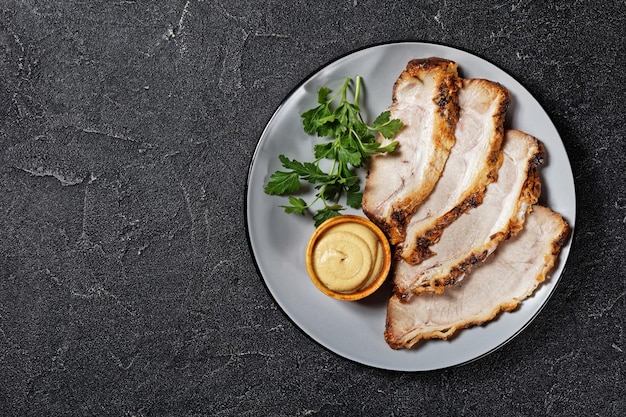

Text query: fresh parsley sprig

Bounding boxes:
[264,76,403,226]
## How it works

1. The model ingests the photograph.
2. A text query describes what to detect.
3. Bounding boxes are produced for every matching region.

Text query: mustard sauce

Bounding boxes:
[311,222,384,293]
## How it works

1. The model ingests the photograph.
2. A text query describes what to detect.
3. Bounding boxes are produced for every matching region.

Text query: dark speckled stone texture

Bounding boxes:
[0,1,624,416]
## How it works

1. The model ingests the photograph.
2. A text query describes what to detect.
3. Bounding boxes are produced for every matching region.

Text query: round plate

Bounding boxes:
[245,42,576,371]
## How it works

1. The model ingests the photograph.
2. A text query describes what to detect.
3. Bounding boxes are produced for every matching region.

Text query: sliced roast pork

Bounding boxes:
[385,205,569,350]
[393,130,545,299]
[400,78,510,264]
[362,58,461,245]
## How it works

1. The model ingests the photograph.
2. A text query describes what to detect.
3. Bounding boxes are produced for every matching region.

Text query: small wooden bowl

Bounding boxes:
[305,215,392,301]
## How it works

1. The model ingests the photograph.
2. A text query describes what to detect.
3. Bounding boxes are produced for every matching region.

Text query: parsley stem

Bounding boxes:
[340,77,351,102]
[354,75,362,106]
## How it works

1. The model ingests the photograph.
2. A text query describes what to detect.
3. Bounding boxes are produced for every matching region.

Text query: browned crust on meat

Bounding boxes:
[402,79,511,265]
[385,207,570,350]
[405,57,458,74]
[365,58,461,244]
[551,218,571,252]
[405,136,546,296]
[402,152,503,265]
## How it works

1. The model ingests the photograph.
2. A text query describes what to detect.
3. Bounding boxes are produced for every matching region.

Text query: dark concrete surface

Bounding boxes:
[0,1,624,416]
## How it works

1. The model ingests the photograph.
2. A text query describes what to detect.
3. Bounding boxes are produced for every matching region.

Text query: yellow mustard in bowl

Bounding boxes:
[305,215,392,301]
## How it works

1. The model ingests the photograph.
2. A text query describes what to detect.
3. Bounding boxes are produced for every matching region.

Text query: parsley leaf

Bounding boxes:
[313,206,344,225]
[265,76,404,226]
[264,170,301,195]
[281,196,308,215]
[370,111,405,139]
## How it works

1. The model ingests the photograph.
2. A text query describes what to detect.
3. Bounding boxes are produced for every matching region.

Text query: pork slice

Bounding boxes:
[400,78,510,264]
[393,130,544,299]
[384,205,569,350]
[362,58,461,245]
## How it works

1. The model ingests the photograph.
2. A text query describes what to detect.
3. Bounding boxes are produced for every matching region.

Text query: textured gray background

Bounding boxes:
[0,1,624,416]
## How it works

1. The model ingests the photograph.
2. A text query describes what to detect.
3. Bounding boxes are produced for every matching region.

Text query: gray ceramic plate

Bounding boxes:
[246,42,576,371]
